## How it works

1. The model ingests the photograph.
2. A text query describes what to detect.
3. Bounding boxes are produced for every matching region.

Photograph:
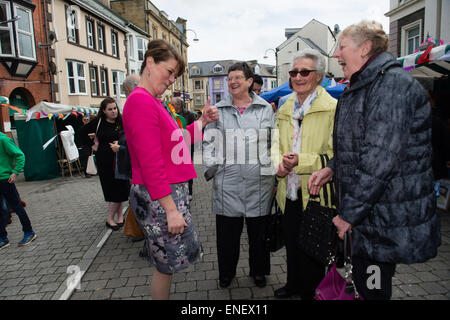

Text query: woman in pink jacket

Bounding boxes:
[123,40,218,300]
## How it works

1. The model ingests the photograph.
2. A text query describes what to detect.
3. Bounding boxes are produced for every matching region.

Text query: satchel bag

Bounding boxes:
[123,206,144,239]
[315,232,363,300]
[86,152,97,175]
[297,154,338,266]
[264,196,285,252]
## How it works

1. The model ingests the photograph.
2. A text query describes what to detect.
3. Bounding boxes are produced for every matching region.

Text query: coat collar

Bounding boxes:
[345,52,400,93]
[277,86,333,118]
[215,92,268,108]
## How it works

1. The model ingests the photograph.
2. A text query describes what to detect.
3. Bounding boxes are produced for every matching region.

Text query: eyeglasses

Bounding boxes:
[289,69,316,78]
[226,75,246,82]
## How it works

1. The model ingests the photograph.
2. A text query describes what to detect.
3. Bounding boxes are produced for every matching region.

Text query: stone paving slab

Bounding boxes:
[0,174,122,300]
[69,166,450,300]
[1,167,449,300]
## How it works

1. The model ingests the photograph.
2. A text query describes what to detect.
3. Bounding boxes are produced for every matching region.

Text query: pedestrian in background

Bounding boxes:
[271,49,337,299]
[203,62,275,289]
[83,97,130,231]
[252,74,264,95]
[171,96,197,199]
[123,39,218,300]
[309,20,441,300]
[77,114,93,178]
[0,132,37,249]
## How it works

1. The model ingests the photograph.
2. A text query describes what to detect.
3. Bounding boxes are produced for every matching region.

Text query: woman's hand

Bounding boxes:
[88,133,96,140]
[8,173,17,184]
[198,98,219,128]
[282,153,298,171]
[308,167,334,195]
[166,209,188,235]
[332,215,352,240]
[110,141,120,153]
[276,163,290,178]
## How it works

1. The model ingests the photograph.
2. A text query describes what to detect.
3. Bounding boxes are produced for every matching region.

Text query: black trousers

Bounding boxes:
[283,195,326,300]
[352,256,396,300]
[216,214,271,279]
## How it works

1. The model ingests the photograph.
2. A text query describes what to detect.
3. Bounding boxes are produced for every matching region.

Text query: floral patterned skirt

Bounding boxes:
[129,183,203,275]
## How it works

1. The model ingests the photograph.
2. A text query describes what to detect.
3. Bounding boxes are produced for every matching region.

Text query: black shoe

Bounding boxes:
[106,222,120,231]
[131,237,145,242]
[219,277,233,288]
[274,286,298,298]
[117,222,124,228]
[253,275,266,288]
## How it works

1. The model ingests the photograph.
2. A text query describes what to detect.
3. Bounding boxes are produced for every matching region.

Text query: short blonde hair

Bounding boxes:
[339,20,389,56]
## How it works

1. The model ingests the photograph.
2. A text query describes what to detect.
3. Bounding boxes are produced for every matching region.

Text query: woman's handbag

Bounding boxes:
[123,206,144,239]
[91,118,101,152]
[315,232,363,300]
[264,196,285,252]
[297,154,338,266]
[85,151,97,175]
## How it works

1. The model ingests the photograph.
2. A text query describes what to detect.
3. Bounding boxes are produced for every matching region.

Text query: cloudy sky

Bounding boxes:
[150,0,390,65]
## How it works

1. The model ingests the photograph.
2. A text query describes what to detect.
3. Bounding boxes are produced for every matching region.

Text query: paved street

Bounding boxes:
[0,166,449,300]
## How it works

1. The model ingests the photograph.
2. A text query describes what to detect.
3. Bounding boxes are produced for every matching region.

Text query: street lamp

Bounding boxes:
[264,48,278,87]
[180,27,199,109]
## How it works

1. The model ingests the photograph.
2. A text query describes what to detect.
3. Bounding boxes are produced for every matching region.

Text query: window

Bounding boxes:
[66,6,78,43]
[112,70,125,97]
[100,68,108,96]
[215,94,221,103]
[212,64,224,73]
[128,34,135,60]
[401,21,421,56]
[152,27,157,40]
[67,60,87,95]
[191,67,200,76]
[89,66,98,96]
[0,1,14,56]
[86,19,95,49]
[14,4,35,60]
[97,24,105,53]
[194,80,202,90]
[214,79,221,89]
[194,94,203,105]
[137,38,145,61]
[111,31,118,57]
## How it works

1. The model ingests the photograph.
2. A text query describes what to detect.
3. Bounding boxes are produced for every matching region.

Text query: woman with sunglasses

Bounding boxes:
[203,62,275,289]
[271,48,337,299]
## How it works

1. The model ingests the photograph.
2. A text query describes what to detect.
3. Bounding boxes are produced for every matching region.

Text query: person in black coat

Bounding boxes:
[308,20,440,300]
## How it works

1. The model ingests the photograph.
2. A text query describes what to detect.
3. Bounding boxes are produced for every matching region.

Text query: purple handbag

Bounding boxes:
[315,232,363,300]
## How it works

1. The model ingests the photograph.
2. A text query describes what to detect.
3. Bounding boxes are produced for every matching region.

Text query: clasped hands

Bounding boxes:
[276,152,298,177]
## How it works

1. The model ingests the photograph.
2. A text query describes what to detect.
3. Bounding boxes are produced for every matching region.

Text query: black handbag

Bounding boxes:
[264,196,285,252]
[297,154,338,266]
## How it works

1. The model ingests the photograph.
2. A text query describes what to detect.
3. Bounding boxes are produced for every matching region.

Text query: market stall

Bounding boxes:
[12,102,99,181]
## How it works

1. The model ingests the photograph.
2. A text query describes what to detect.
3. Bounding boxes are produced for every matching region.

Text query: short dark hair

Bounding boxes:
[228,62,254,94]
[253,74,263,86]
[140,39,186,77]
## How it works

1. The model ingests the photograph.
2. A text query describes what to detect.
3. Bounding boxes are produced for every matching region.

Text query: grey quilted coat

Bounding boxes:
[203,93,275,217]
[329,52,441,264]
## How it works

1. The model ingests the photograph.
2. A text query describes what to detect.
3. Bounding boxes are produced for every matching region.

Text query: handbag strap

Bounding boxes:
[319,155,329,207]
[95,118,101,136]
[322,154,336,207]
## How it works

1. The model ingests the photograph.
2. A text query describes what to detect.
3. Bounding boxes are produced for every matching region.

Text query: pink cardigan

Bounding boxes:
[123,87,202,200]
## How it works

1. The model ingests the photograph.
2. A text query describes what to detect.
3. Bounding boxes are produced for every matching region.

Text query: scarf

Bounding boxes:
[286,88,318,201]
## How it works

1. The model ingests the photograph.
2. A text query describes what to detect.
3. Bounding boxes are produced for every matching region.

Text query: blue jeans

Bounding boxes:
[0,180,33,239]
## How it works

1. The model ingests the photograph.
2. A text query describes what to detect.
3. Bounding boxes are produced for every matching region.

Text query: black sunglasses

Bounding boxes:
[289,69,316,78]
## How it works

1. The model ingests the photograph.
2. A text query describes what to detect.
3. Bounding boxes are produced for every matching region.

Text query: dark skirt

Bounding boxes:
[96,152,129,202]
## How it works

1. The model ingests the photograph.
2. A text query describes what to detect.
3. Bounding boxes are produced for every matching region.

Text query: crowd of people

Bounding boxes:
[1,19,447,301]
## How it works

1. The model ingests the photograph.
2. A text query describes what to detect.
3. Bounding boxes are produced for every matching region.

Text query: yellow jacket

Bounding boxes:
[271,86,337,212]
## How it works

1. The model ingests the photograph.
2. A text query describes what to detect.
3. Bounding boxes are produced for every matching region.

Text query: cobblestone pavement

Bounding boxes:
[0,166,449,300]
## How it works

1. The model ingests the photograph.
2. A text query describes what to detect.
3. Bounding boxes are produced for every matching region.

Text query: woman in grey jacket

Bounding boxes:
[309,20,440,300]
[203,62,275,288]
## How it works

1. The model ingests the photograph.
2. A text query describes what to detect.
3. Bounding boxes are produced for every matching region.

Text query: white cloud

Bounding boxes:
[150,0,390,65]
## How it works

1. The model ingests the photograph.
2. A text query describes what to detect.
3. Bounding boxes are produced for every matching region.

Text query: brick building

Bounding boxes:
[0,0,53,132]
